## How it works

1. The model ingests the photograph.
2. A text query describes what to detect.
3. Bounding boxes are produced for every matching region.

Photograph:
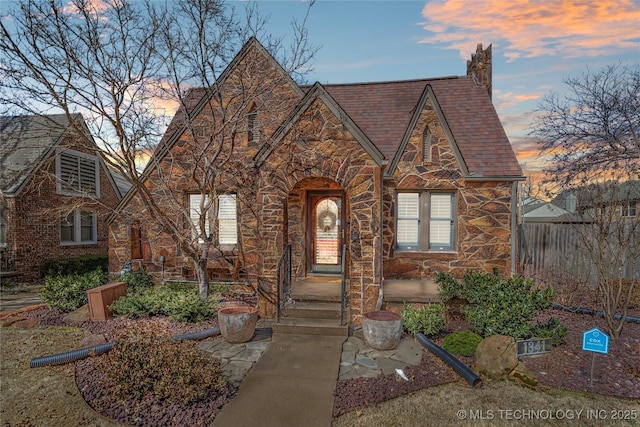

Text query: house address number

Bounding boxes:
[516,338,552,357]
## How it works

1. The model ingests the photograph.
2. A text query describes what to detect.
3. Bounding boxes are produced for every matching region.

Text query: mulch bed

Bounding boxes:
[12,294,640,425]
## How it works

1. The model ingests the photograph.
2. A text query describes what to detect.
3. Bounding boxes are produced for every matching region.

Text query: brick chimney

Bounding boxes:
[467,43,492,99]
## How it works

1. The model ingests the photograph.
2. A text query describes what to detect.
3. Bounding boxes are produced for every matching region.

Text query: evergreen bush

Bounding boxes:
[401,303,446,336]
[531,317,568,346]
[40,269,109,312]
[42,255,108,277]
[95,321,227,404]
[110,282,216,322]
[436,271,556,340]
[442,330,483,356]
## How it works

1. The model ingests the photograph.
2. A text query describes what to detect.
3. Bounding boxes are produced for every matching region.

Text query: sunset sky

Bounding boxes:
[252,0,640,183]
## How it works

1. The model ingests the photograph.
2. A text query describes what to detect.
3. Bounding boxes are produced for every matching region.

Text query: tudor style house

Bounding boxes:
[0,114,126,281]
[108,39,523,326]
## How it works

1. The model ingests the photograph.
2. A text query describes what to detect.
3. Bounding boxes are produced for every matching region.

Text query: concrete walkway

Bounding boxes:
[212,333,346,427]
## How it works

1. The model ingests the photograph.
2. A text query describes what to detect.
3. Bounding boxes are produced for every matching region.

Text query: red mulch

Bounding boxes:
[14,292,640,423]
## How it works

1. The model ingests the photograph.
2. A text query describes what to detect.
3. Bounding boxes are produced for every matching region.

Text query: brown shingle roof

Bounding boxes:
[321,76,522,178]
[154,77,522,179]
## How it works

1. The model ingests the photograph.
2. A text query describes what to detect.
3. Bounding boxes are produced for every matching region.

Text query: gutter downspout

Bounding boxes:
[375,162,388,311]
[511,181,518,276]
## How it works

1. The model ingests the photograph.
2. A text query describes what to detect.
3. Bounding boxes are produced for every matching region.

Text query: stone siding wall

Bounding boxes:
[383,100,514,279]
[258,99,383,323]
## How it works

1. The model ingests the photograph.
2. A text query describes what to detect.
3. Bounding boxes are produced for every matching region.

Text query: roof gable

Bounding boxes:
[322,76,522,179]
[146,37,304,174]
[1,113,80,194]
[255,82,385,167]
[0,113,125,198]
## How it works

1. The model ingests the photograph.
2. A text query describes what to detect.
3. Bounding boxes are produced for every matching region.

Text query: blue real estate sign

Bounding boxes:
[582,328,609,354]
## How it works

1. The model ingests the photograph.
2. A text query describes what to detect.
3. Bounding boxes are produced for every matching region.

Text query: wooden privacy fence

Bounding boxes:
[517,223,639,283]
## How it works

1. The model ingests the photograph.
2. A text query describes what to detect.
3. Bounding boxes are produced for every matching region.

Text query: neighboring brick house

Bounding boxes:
[0,114,126,281]
[108,39,523,324]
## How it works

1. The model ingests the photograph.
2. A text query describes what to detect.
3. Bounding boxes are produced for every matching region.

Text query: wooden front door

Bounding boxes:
[308,192,343,274]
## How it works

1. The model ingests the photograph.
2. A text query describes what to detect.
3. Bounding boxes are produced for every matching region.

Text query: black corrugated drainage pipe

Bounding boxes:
[30,326,221,368]
[416,333,483,388]
[553,304,640,324]
[30,342,114,368]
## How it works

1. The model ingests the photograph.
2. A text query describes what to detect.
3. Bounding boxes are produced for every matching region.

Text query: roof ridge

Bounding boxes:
[303,75,462,89]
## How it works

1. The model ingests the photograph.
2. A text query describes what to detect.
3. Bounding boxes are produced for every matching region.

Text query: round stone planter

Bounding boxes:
[218,305,258,343]
[362,310,403,350]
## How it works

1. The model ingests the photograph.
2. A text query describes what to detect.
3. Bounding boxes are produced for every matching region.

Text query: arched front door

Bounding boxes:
[308,192,343,274]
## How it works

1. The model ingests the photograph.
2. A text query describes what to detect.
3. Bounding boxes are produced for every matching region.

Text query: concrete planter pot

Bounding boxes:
[218,305,258,343]
[362,310,403,350]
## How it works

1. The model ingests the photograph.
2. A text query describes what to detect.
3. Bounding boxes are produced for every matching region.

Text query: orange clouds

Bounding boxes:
[420,0,640,60]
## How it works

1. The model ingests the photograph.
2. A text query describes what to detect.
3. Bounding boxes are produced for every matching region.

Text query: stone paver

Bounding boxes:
[200,326,426,384]
[337,335,425,380]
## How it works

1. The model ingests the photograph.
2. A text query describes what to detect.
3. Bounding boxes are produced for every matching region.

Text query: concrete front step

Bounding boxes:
[272,317,348,337]
[290,292,341,302]
[282,301,345,320]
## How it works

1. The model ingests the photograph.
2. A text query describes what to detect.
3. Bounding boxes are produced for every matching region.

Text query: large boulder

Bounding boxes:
[474,335,518,380]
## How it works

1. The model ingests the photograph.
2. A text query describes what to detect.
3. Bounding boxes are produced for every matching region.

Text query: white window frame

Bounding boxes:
[189,193,238,246]
[396,191,455,252]
[56,148,100,197]
[60,210,97,245]
[623,201,637,217]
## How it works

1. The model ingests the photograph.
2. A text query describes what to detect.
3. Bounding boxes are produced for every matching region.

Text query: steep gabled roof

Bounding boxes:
[145,37,305,179]
[0,113,80,195]
[321,76,522,179]
[255,82,385,166]
[0,113,125,198]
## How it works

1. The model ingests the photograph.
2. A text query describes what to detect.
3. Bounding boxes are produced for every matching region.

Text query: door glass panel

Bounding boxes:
[314,197,341,266]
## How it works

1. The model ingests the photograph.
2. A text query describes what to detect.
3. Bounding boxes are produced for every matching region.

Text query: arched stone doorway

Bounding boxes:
[287,177,346,280]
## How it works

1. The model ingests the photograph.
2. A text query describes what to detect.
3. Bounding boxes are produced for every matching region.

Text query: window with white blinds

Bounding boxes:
[217,194,237,245]
[396,191,455,251]
[396,193,419,249]
[429,193,453,250]
[56,149,99,197]
[189,193,237,245]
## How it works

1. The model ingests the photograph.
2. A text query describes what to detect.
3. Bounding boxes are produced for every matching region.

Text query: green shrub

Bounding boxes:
[95,321,227,404]
[42,255,108,277]
[435,271,464,302]
[110,282,216,322]
[401,303,446,336]
[120,270,155,294]
[460,273,554,340]
[442,330,483,356]
[40,269,109,312]
[531,317,567,346]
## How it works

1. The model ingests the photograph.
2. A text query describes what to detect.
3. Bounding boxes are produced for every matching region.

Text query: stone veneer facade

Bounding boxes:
[108,39,517,326]
[382,99,514,279]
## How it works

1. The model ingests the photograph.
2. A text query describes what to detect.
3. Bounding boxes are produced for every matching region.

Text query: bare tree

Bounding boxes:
[530,64,640,339]
[1,0,317,298]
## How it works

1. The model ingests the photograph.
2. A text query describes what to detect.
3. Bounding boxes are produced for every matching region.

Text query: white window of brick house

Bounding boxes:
[60,210,97,245]
[56,148,100,197]
[189,193,237,245]
[623,201,637,217]
[396,191,455,252]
